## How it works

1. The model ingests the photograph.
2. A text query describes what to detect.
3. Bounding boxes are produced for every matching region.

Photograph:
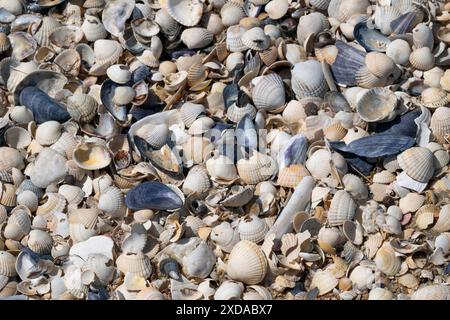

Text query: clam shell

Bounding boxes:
[214,280,244,300]
[0,251,17,277]
[9,106,34,124]
[106,64,131,84]
[17,190,39,212]
[241,27,270,51]
[409,47,435,71]
[305,149,331,179]
[328,0,370,23]
[397,147,434,183]
[181,28,213,49]
[4,127,31,149]
[35,121,62,146]
[220,1,246,27]
[433,205,450,233]
[166,0,203,27]
[415,204,439,230]
[182,242,216,279]
[238,215,269,244]
[375,245,401,276]
[349,265,373,291]
[356,88,397,123]
[386,39,411,66]
[265,0,289,20]
[182,165,211,195]
[251,73,285,111]
[116,252,153,279]
[297,12,329,45]
[0,183,16,207]
[421,88,449,109]
[430,107,450,143]
[48,26,83,48]
[310,271,338,296]
[36,193,66,220]
[342,173,368,199]
[98,186,126,218]
[328,190,356,227]
[72,142,112,171]
[27,230,52,255]
[4,205,31,240]
[58,184,84,206]
[93,39,123,67]
[227,240,267,285]
[411,285,450,300]
[399,192,425,213]
[291,60,328,99]
[0,147,25,171]
[101,0,135,37]
[8,32,37,61]
[210,222,240,253]
[7,61,38,93]
[368,287,393,300]
[236,151,277,185]
[155,8,181,41]
[412,23,434,49]
[81,14,108,42]
[66,93,98,123]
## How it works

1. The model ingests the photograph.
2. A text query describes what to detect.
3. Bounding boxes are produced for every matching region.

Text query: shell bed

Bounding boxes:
[0,0,449,301]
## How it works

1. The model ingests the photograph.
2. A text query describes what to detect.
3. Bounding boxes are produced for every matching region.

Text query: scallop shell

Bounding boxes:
[4,127,31,149]
[116,252,153,279]
[374,245,401,276]
[72,142,112,171]
[35,121,62,146]
[433,205,450,233]
[310,271,338,296]
[210,222,240,253]
[356,87,397,123]
[397,147,434,183]
[238,216,269,244]
[226,240,267,285]
[4,205,31,240]
[411,285,450,300]
[166,0,203,27]
[328,190,356,227]
[181,28,213,49]
[409,47,435,71]
[66,93,98,123]
[98,186,126,218]
[291,60,328,99]
[251,73,285,111]
[27,230,52,255]
[0,251,17,277]
[421,88,449,109]
[430,107,450,143]
[182,165,211,195]
[236,151,277,185]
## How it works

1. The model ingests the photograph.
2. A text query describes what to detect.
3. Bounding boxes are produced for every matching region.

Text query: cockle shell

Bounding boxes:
[166,0,203,27]
[210,222,240,253]
[182,165,211,195]
[342,173,368,199]
[58,185,84,206]
[265,0,289,20]
[375,245,401,276]
[220,0,246,27]
[93,39,123,67]
[349,265,374,291]
[36,193,66,220]
[412,23,434,49]
[415,204,439,230]
[310,271,338,296]
[227,240,267,285]
[31,17,61,47]
[182,242,216,279]
[397,147,434,183]
[238,216,269,244]
[17,190,39,212]
[433,205,450,233]
[81,14,108,42]
[35,121,62,146]
[399,192,425,213]
[181,28,213,49]
[236,151,277,185]
[328,190,356,226]
[430,107,450,143]
[116,252,153,279]
[66,93,98,123]
[98,186,126,218]
[27,230,52,255]
[214,280,244,300]
[411,285,450,300]
[305,149,331,179]
[421,88,449,109]
[68,208,99,243]
[368,287,393,300]
[291,60,328,99]
[328,0,370,23]
[0,251,17,277]
[386,39,411,65]
[251,73,285,111]
[4,127,31,149]
[4,205,31,240]
[0,147,25,171]
[297,12,329,45]
[356,87,397,123]
[409,47,435,71]
[72,142,112,171]
[241,27,270,51]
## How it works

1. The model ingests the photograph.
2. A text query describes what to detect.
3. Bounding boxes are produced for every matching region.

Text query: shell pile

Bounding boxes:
[0,0,449,301]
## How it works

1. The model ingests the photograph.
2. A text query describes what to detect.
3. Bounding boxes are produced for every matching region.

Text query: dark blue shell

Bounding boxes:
[125,181,183,211]
[390,11,417,34]
[354,22,391,52]
[236,115,258,153]
[375,110,421,137]
[19,87,70,124]
[100,79,129,123]
[131,65,151,83]
[223,84,239,109]
[280,134,308,167]
[330,41,366,86]
[329,134,415,158]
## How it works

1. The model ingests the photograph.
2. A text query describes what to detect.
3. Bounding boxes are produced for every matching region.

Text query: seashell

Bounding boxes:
[241,27,270,52]
[101,0,135,38]
[310,271,338,296]
[36,193,66,220]
[136,287,165,300]
[397,147,434,183]
[265,0,288,20]
[399,192,425,213]
[68,209,99,243]
[430,107,450,143]
[368,287,393,300]
[58,185,84,206]
[318,227,342,253]
[411,285,450,300]
[98,186,126,219]
[72,142,112,171]
[356,88,397,123]
[66,93,98,123]
[277,164,311,189]
[0,251,17,277]
[8,32,37,62]
[93,39,123,67]
[236,151,277,185]
[342,173,368,199]
[238,215,268,244]
[328,190,356,227]
[354,21,391,52]
[9,106,34,124]
[433,205,450,233]
[181,28,213,49]
[386,39,411,66]
[54,49,81,76]
[4,127,31,149]
[373,170,397,184]
[375,245,401,276]
[155,9,181,41]
[409,47,435,71]
[227,102,257,123]
[83,254,115,286]
[226,25,247,52]
[297,12,329,45]
[323,121,347,141]
[328,0,370,23]
[306,149,331,179]
[81,14,107,42]
[211,222,240,253]
[116,252,153,279]
[214,280,244,300]
[17,190,39,212]
[203,13,224,36]
[251,73,285,111]
[35,121,62,146]
[412,23,433,49]
[227,240,267,285]
[106,64,131,85]
[291,60,328,99]
[27,230,52,255]
[349,265,373,291]
[125,181,184,211]
[188,117,214,135]
[0,183,16,207]
[182,242,216,279]
[182,165,211,195]
[7,61,38,94]
[415,204,438,230]
[4,205,31,240]
[0,147,25,171]
[220,1,246,27]
[166,0,203,27]
[0,33,10,53]
[421,88,449,110]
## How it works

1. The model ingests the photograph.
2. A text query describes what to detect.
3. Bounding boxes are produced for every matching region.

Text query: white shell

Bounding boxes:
[291,60,328,99]
[328,190,356,226]
[226,240,267,285]
[238,215,269,244]
[251,73,286,111]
